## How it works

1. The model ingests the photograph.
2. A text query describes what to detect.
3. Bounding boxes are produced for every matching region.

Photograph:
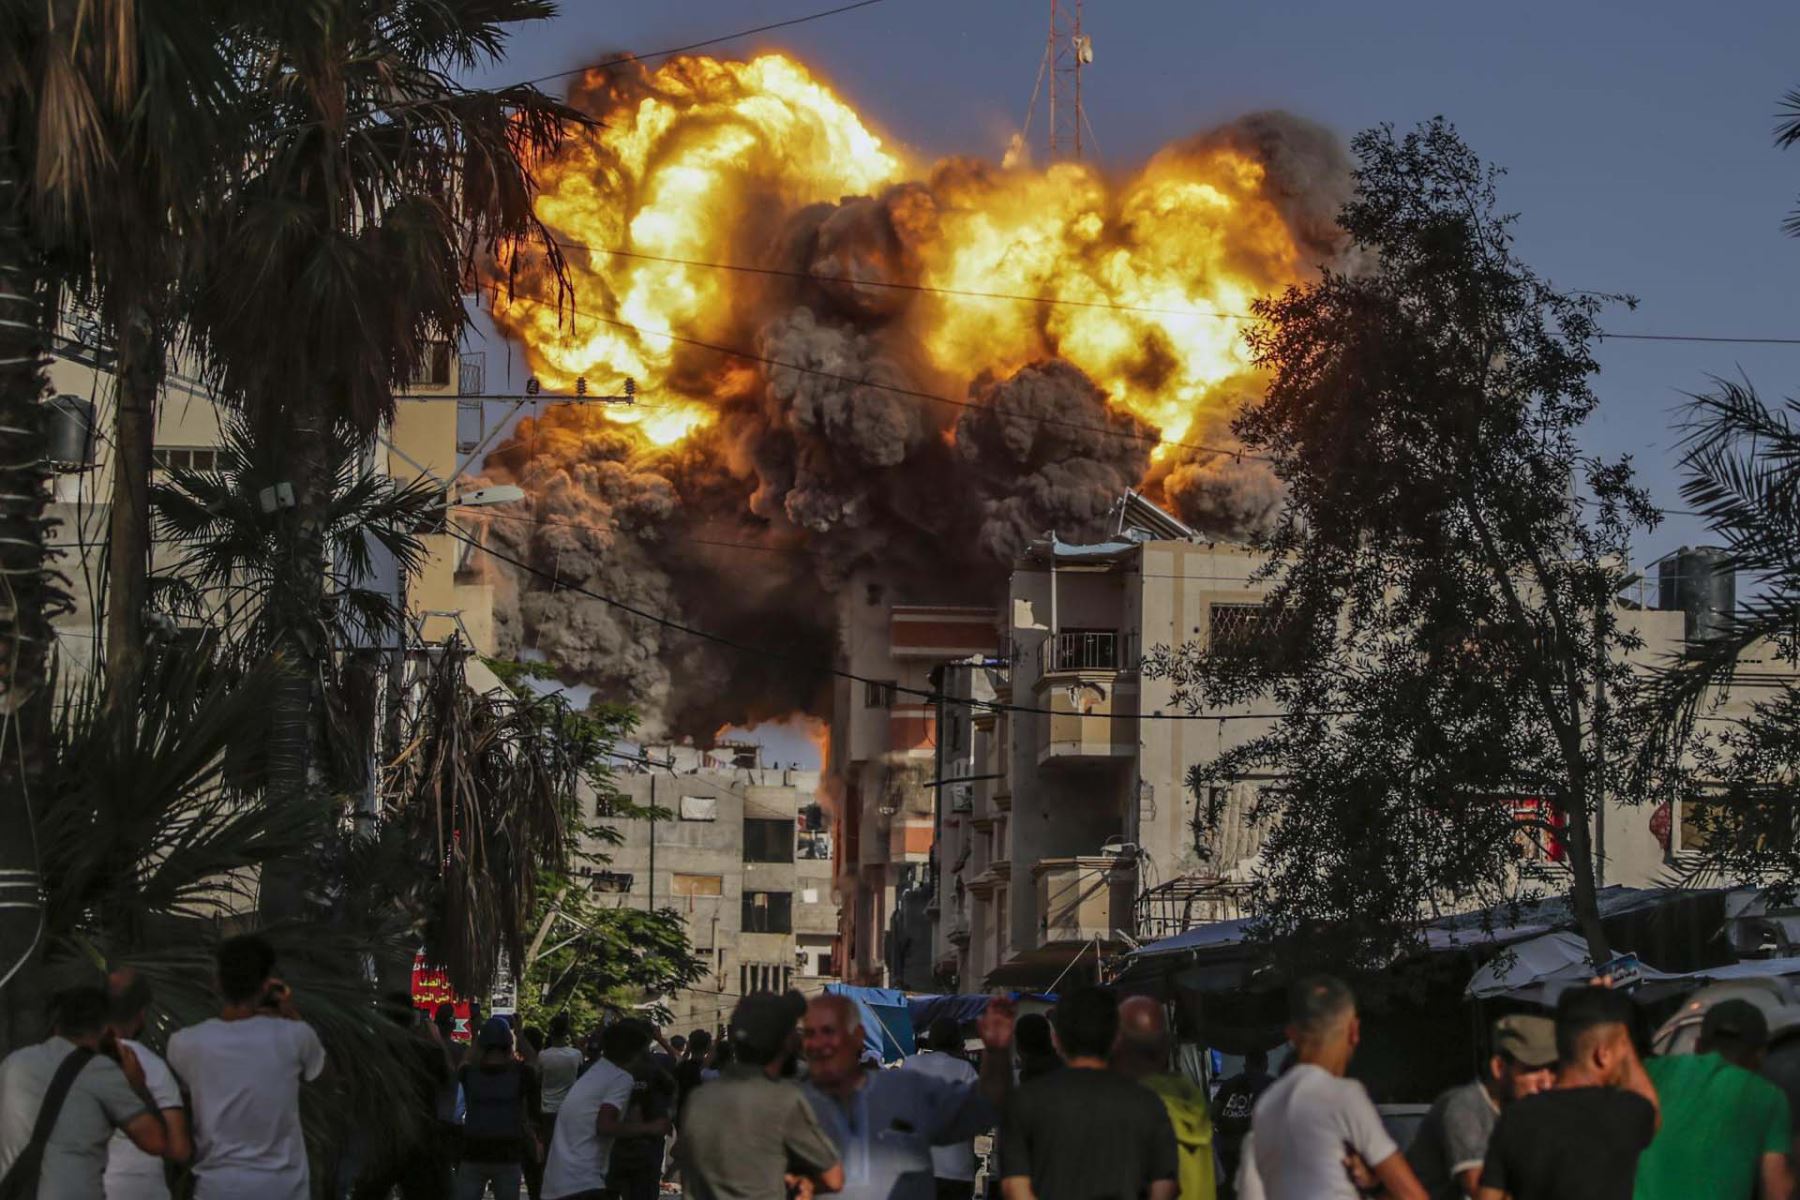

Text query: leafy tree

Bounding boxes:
[486,660,706,1029]
[1144,119,1658,969]
[1641,382,1800,893]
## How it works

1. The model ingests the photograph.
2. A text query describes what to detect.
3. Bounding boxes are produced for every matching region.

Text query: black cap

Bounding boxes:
[1701,998,1769,1049]
[730,991,806,1063]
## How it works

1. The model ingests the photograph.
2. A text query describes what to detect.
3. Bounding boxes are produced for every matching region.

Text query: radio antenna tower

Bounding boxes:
[1021,0,1095,162]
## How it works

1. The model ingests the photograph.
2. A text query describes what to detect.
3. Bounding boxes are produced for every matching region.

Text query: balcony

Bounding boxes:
[1133,876,1253,943]
[1033,630,1138,765]
[1033,856,1137,949]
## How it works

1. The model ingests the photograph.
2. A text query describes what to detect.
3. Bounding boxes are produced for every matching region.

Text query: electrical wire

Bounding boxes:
[444,521,1346,723]
[492,288,1273,462]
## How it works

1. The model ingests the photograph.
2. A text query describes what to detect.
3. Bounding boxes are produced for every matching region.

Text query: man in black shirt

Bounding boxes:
[1477,986,1660,1200]
[998,987,1178,1200]
[1212,1047,1272,1195]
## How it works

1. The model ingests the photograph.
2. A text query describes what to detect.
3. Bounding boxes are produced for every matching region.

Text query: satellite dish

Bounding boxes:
[1073,33,1094,64]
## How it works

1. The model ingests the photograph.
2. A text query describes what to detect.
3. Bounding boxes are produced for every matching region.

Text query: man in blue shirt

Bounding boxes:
[801,995,1016,1200]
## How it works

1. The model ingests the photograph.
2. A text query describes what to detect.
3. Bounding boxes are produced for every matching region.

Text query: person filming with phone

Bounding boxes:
[166,934,326,1200]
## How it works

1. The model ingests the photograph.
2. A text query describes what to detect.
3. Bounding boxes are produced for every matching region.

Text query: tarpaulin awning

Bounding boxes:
[906,992,1057,1029]
[1465,931,1800,1004]
[825,984,915,1064]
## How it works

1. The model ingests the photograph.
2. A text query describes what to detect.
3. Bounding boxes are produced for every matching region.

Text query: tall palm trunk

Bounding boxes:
[261,408,332,920]
[104,301,162,706]
[0,134,65,1047]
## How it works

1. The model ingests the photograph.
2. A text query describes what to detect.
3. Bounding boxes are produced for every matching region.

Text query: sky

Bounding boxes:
[464,1,1800,767]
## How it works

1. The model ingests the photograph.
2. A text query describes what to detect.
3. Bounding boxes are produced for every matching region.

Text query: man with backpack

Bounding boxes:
[0,984,174,1199]
[457,1018,543,1200]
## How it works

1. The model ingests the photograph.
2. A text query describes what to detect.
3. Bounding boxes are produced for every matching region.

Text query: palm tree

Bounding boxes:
[185,0,575,869]
[1780,88,1800,237]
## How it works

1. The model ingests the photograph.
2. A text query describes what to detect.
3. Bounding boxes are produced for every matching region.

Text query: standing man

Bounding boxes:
[1114,996,1216,1200]
[1407,1015,1557,1199]
[677,992,843,1200]
[538,1017,584,1148]
[456,1017,541,1200]
[998,987,1177,1200]
[607,1034,678,1200]
[803,992,1015,1200]
[542,1020,669,1200]
[1476,986,1659,1200]
[900,1018,981,1200]
[0,984,172,1199]
[103,969,192,1200]
[1250,975,1425,1200]
[1213,1048,1273,1196]
[166,934,326,1200]
[1011,1015,1061,1085]
[1633,999,1792,1200]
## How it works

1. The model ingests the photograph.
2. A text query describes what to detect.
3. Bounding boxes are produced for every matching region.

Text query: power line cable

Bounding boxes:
[504,1,889,93]
[494,288,1273,462]
[518,244,1800,348]
[444,522,1333,722]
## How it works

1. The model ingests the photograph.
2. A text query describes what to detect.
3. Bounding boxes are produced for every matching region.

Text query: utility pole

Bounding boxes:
[648,773,656,912]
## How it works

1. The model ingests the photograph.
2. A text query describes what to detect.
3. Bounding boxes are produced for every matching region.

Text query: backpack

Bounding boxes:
[458,1062,526,1143]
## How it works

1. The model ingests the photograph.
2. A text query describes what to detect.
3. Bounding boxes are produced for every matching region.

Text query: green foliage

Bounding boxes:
[1643,382,1800,895]
[1144,118,1660,971]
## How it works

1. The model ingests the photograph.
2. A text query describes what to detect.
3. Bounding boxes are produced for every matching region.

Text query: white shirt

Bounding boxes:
[166,1016,326,1200]
[897,1051,979,1181]
[538,1045,583,1114]
[540,1057,634,1199]
[104,1039,182,1200]
[1250,1063,1396,1200]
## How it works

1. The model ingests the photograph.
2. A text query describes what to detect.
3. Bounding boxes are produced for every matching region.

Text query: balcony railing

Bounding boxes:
[1133,876,1252,942]
[1039,630,1137,674]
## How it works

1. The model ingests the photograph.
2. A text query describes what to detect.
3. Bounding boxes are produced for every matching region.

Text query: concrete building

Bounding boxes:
[587,743,839,1033]
[931,493,1796,990]
[828,579,999,987]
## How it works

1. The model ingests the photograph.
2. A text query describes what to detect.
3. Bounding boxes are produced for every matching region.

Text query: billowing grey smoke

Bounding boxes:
[956,360,1156,563]
[478,104,1350,739]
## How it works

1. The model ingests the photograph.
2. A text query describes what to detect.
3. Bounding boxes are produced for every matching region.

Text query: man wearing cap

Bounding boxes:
[1407,1015,1557,1199]
[1633,998,1794,1200]
[676,991,844,1200]
[801,992,1016,1200]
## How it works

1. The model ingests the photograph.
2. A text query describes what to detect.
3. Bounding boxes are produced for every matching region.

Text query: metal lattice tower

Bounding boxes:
[1021,0,1094,162]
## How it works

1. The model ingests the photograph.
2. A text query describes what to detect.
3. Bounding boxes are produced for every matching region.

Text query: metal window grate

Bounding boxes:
[1039,629,1124,673]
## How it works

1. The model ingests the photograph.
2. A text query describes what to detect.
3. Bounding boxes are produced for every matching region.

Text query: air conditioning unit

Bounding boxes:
[950,785,973,813]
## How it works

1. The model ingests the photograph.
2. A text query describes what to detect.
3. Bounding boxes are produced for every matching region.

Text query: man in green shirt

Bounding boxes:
[1634,999,1794,1200]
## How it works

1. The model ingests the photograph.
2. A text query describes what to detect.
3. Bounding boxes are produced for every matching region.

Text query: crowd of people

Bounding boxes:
[0,941,1793,1200]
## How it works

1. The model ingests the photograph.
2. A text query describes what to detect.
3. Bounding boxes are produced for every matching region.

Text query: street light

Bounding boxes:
[452,484,525,508]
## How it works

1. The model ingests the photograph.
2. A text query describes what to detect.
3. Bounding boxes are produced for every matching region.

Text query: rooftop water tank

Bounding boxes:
[43,395,96,471]
[1657,546,1735,641]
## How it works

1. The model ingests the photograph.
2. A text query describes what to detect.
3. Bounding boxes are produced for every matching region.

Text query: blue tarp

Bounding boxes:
[825,984,915,1064]
[906,992,1058,1028]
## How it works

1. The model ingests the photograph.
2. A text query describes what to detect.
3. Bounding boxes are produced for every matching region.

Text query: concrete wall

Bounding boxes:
[581,756,840,1034]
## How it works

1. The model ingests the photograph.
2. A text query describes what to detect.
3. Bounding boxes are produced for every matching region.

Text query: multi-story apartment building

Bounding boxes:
[587,743,839,1033]
[932,493,1791,991]
[828,578,999,987]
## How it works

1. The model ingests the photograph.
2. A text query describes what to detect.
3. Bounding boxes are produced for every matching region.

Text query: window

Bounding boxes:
[744,818,796,863]
[1512,797,1567,864]
[1208,604,1267,654]
[864,680,897,708]
[152,446,237,474]
[679,795,718,822]
[738,963,795,995]
[411,341,452,386]
[456,400,484,454]
[742,891,793,934]
[670,873,722,897]
[591,871,633,894]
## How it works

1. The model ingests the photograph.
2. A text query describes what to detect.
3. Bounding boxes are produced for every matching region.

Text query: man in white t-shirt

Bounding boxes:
[541,1020,667,1200]
[899,1018,981,1199]
[104,969,191,1200]
[1251,975,1426,1200]
[539,1013,584,1116]
[166,935,326,1200]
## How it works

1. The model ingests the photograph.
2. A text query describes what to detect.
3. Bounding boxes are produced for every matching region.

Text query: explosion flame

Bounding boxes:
[481,52,1351,738]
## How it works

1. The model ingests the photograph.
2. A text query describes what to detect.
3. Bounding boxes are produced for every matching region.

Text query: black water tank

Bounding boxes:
[1657,546,1735,641]
[43,394,96,470]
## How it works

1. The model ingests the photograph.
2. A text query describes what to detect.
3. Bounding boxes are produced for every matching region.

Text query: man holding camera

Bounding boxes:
[166,934,326,1200]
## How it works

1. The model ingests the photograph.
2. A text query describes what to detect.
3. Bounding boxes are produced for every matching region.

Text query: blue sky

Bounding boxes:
[469,1,1800,767]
